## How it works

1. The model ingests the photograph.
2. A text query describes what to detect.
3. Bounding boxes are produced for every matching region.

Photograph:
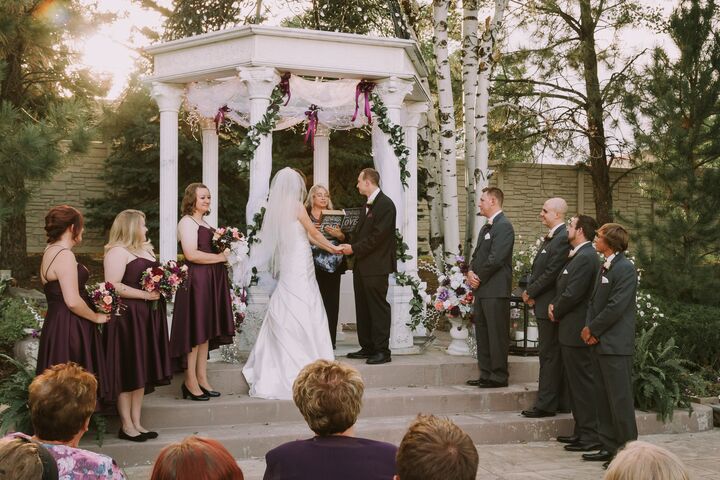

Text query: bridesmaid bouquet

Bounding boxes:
[87,282,124,315]
[140,260,189,307]
[212,226,245,253]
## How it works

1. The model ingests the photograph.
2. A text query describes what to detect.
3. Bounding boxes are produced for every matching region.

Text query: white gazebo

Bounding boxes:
[145,25,429,352]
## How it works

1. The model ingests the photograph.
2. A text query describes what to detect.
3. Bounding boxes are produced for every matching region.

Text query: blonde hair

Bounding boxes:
[0,438,46,479]
[105,209,154,255]
[304,184,334,211]
[292,360,364,436]
[604,441,690,480]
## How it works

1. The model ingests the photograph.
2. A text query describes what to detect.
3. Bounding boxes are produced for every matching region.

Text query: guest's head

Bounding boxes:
[44,205,84,245]
[0,437,59,480]
[105,209,153,254]
[181,183,211,217]
[604,441,690,480]
[595,223,629,255]
[150,436,244,480]
[395,414,478,480]
[540,197,568,228]
[357,168,380,196]
[292,360,364,436]
[29,363,97,444]
[479,187,504,217]
[305,184,334,211]
[568,214,598,247]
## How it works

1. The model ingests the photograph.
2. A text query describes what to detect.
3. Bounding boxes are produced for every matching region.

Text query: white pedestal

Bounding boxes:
[446,318,471,356]
[389,275,419,354]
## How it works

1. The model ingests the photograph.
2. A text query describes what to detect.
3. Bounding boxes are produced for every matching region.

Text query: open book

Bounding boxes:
[319,208,364,233]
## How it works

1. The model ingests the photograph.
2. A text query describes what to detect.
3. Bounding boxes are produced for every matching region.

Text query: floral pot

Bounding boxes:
[446,318,471,356]
[14,328,40,370]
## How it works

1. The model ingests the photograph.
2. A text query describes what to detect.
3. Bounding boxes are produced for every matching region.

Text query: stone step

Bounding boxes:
[89,404,714,469]
[154,351,540,396]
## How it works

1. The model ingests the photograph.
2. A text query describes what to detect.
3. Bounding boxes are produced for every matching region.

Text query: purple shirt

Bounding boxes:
[264,435,397,480]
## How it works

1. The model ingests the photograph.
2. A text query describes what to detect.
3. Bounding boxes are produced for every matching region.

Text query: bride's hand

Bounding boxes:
[330,245,344,255]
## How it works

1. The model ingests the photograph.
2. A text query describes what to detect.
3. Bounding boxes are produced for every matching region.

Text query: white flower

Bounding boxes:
[639,311,645,317]
[646,302,651,308]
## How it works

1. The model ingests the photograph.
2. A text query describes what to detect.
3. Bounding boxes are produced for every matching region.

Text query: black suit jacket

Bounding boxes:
[526,224,570,319]
[350,190,397,276]
[470,212,514,298]
[553,242,600,347]
[586,252,638,355]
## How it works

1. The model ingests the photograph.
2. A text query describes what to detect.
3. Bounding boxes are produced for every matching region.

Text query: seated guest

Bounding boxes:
[8,362,125,480]
[395,415,478,480]
[264,360,396,480]
[604,441,690,480]
[0,436,58,480]
[150,436,243,480]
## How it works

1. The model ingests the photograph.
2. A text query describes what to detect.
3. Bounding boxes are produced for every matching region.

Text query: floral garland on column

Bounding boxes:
[369,90,411,189]
[393,230,434,331]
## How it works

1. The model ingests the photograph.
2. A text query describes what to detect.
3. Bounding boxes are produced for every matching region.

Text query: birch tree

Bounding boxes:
[461,0,479,257]
[433,0,461,258]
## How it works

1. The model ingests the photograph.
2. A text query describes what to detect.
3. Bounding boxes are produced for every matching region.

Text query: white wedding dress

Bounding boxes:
[242,218,335,400]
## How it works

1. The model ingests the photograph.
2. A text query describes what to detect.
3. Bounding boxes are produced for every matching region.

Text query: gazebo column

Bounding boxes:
[238,66,280,225]
[402,101,428,274]
[151,82,185,263]
[313,124,330,187]
[200,118,219,227]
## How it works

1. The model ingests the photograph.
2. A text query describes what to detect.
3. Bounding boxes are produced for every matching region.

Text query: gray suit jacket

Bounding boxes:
[526,224,570,319]
[586,252,638,355]
[471,212,514,299]
[553,242,600,347]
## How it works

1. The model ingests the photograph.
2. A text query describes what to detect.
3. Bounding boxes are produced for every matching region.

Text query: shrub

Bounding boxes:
[0,297,38,350]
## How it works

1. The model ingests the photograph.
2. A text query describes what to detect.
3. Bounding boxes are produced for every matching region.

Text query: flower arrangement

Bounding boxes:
[511,234,542,287]
[212,226,245,253]
[430,255,474,324]
[140,260,189,307]
[86,282,123,315]
[231,285,248,333]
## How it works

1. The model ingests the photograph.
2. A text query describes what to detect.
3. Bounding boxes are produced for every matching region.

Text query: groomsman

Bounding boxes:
[521,198,570,418]
[341,168,397,365]
[466,187,514,388]
[549,215,601,452]
[580,223,638,468]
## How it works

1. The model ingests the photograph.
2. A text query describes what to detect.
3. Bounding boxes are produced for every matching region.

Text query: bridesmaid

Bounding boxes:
[36,205,110,404]
[170,183,234,401]
[104,210,173,442]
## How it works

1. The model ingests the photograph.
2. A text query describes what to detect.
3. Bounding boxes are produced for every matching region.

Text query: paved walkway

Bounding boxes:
[123,429,720,479]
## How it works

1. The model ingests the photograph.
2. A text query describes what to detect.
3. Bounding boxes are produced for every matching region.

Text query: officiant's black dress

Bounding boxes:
[104,256,172,399]
[170,224,235,372]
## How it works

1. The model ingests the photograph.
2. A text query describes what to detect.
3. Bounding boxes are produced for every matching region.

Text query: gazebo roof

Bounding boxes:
[145,25,430,102]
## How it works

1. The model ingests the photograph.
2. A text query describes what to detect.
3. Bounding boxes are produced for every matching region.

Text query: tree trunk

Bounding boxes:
[433,0,460,259]
[462,0,479,259]
[579,0,613,224]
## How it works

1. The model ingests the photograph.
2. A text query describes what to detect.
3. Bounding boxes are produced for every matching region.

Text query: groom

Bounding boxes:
[340,168,397,365]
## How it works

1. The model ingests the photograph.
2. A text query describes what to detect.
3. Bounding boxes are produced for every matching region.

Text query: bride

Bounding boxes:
[242,168,340,399]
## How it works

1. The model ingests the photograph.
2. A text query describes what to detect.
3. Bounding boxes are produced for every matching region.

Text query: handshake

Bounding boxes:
[334,244,353,255]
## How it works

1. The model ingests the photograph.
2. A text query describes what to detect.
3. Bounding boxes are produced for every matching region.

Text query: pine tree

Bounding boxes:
[623,0,720,304]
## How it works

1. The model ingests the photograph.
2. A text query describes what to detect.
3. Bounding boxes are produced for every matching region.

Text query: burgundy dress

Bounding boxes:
[170,224,234,371]
[36,260,111,404]
[104,256,173,399]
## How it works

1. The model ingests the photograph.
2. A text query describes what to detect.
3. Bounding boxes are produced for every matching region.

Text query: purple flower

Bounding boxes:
[438,290,449,301]
[31,329,41,339]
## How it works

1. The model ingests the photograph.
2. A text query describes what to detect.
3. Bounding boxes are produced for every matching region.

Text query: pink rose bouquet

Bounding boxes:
[86,282,123,315]
[212,226,244,253]
[141,260,189,307]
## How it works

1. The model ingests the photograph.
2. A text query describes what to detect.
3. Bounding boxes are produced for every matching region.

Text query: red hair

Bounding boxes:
[150,436,243,480]
[44,205,84,243]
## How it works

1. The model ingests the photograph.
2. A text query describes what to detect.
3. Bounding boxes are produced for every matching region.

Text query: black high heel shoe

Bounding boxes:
[181,383,209,401]
[199,385,221,397]
[140,431,159,440]
[118,429,146,442]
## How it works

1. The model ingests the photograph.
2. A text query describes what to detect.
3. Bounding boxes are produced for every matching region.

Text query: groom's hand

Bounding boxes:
[339,244,353,255]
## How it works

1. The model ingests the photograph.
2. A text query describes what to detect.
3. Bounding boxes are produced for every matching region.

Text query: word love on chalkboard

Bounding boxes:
[319,208,364,233]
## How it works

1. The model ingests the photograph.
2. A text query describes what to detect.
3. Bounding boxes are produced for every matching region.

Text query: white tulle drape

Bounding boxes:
[185,75,372,131]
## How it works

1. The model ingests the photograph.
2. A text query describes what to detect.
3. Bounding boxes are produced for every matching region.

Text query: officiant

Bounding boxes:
[306,184,347,349]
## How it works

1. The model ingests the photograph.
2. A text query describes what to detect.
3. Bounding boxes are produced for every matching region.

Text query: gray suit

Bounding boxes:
[526,224,569,412]
[471,212,514,384]
[553,242,600,443]
[586,252,638,454]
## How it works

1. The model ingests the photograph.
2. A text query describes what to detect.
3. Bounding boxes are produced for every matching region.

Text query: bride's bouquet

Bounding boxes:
[140,260,189,308]
[86,282,124,315]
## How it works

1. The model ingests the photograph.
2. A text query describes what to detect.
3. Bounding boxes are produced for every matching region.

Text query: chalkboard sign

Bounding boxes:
[320,208,363,233]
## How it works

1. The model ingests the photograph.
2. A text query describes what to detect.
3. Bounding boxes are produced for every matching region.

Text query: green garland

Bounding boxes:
[369,91,411,189]
[395,228,413,263]
[394,271,434,332]
[237,85,287,168]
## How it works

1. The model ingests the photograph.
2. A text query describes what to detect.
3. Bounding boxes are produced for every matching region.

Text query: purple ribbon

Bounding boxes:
[304,104,320,149]
[214,105,231,134]
[352,80,375,124]
[279,72,292,106]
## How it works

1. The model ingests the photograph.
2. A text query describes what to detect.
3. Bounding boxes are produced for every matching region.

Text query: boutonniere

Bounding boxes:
[602,259,612,271]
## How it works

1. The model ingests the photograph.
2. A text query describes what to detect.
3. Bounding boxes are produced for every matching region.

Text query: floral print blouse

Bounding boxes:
[8,433,126,480]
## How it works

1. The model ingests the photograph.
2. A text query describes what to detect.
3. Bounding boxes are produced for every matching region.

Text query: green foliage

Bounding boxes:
[237,82,289,168]
[633,326,696,422]
[623,0,720,305]
[0,354,34,436]
[0,298,38,349]
[395,229,413,263]
[281,0,398,36]
[162,0,256,40]
[370,91,411,187]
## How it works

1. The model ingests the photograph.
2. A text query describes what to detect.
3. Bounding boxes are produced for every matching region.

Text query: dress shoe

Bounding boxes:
[140,431,159,440]
[564,442,602,452]
[347,350,373,359]
[466,378,489,386]
[181,383,209,401]
[582,450,614,462]
[556,435,580,444]
[478,380,508,388]
[521,408,556,418]
[199,386,221,397]
[366,353,391,364]
[118,429,146,442]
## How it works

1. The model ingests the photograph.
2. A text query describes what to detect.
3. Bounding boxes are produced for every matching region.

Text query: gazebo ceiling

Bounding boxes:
[145,25,430,103]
